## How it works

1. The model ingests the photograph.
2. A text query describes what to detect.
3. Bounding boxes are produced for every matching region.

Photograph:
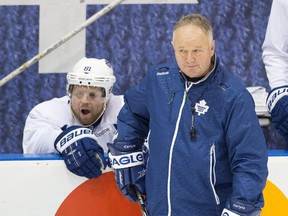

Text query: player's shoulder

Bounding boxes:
[107,94,124,106]
[31,96,70,113]
[105,94,124,113]
[278,0,288,7]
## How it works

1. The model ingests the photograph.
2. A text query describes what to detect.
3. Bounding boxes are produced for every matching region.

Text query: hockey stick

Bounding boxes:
[132,186,149,216]
[0,0,126,87]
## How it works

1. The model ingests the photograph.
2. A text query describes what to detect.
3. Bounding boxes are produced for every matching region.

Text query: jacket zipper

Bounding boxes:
[210,144,220,205]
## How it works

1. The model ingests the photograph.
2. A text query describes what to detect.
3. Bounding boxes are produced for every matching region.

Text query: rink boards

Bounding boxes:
[0,151,287,215]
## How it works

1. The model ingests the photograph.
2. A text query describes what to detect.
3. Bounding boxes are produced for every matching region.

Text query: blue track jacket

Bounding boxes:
[117,56,268,216]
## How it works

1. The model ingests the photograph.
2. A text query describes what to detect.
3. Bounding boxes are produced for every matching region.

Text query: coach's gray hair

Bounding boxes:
[173,14,213,43]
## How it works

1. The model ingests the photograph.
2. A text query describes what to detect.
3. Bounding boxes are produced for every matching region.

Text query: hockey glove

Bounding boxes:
[221,198,261,216]
[54,125,107,179]
[108,138,146,202]
[266,86,288,140]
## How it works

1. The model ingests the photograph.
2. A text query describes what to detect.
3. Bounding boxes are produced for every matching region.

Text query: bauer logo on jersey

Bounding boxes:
[109,152,144,169]
[195,100,209,116]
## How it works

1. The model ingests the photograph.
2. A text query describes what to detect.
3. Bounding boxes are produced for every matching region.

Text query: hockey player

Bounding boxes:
[263,0,288,141]
[23,57,124,179]
[108,14,268,216]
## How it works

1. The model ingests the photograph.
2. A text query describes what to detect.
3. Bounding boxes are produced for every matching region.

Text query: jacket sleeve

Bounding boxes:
[224,89,268,212]
[22,104,63,154]
[117,74,150,142]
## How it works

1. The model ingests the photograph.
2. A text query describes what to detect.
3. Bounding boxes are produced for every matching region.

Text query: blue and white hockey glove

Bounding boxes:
[221,198,261,216]
[54,125,107,179]
[108,139,146,202]
[266,86,288,140]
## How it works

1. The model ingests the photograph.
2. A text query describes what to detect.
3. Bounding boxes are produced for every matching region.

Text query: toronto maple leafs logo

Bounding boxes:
[195,100,209,116]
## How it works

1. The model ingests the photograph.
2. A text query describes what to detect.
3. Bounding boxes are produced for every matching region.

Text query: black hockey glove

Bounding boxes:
[266,85,288,140]
[54,125,107,179]
[108,138,146,202]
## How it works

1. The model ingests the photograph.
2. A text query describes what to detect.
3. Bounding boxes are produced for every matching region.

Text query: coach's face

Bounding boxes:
[70,86,105,126]
[172,24,215,78]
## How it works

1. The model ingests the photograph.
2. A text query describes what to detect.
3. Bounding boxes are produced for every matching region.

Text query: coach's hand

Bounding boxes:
[54,126,107,179]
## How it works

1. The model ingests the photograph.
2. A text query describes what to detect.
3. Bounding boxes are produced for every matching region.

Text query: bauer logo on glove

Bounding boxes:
[56,127,95,152]
[55,125,107,179]
[266,86,288,140]
[266,86,288,112]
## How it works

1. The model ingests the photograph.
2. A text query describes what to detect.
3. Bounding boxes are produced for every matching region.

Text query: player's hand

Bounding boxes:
[221,198,261,216]
[266,86,288,140]
[108,138,146,202]
[54,125,107,179]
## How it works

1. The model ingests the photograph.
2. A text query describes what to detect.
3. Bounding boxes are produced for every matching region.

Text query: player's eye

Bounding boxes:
[75,92,84,98]
[89,93,97,99]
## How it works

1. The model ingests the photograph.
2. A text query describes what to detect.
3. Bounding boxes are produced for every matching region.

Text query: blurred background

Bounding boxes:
[1,0,287,153]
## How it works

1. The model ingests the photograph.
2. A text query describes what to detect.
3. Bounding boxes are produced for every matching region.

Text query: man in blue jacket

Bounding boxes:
[109,14,268,216]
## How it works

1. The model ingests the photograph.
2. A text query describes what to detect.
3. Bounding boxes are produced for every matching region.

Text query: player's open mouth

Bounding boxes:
[81,109,91,115]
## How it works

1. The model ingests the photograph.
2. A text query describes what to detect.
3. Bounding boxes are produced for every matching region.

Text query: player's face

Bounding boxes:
[172,24,215,78]
[70,86,105,125]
